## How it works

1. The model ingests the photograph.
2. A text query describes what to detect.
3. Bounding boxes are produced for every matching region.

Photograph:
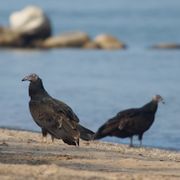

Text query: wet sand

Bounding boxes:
[0,128,180,180]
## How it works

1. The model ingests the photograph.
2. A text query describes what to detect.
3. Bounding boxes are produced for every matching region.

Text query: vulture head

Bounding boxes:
[22,73,46,97]
[22,73,40,82]
[152,95,165,104]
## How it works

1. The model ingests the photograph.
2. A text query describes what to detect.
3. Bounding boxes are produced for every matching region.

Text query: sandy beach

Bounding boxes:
[0,128,180,180]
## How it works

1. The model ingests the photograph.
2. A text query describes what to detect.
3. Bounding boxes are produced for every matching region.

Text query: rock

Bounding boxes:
[0,27,25,47]
[41,31,90,48]
[83,41,100,49]
[9,6,51,42]
[94,34,126,50]
[151,43,180,49]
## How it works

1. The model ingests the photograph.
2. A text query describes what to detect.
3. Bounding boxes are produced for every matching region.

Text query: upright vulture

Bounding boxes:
[22,73,94,146]
[94,95,164,147]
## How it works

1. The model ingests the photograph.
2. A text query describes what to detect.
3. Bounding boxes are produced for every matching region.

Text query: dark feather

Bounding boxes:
[29,96,80,145]
[77,124,95,141]
[94,95,163,146]
[23,73,80,146]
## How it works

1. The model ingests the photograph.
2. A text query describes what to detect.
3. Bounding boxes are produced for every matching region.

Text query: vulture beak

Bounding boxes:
[22,76,30,82]
[161,98,165,104]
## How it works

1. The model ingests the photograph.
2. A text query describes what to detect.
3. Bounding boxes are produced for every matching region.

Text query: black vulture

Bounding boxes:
[94,95,164,147]
[22,73,94,146]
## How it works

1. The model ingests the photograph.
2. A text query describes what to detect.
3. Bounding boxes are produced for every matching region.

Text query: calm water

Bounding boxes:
[0,0,180,150]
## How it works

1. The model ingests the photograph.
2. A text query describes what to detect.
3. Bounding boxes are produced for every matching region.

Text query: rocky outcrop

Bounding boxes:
[41,31,90,48]
[151,43,180,49]
[0,6,127,50]
[0,27,25,47]
[94,34,126,50]
[83,41,100,49]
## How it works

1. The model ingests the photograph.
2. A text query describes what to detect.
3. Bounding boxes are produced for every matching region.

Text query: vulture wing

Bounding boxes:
[94,108,141,139]
[29,96,79,145]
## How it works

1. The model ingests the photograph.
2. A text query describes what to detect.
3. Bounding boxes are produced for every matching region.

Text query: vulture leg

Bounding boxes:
[129,136,133,147]
[51,135,55,143]
[41,128,48,143]
[138,134,143,147]
[139,140,142,147]
[76,138,79,146]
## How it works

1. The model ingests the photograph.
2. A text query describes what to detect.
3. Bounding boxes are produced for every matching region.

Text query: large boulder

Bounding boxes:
[9,6,51,42]
[41,31,90,48]
[94,34,126,50]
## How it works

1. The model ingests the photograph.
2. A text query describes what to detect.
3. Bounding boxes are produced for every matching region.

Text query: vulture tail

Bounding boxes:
[94,118,118,140]
[77,124,95,141]
[94,123,109,140]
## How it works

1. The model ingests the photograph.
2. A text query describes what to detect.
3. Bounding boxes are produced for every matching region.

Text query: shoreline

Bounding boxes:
[0,128,180,179]
[0,126,179,152]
